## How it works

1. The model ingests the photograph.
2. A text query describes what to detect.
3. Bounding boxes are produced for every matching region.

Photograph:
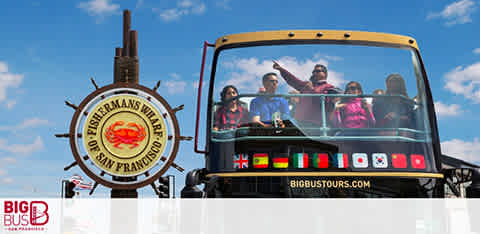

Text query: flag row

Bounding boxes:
[233,153,426,169]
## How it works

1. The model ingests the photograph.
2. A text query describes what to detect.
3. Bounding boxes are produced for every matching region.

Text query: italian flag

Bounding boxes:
[293,153,308,168]
[336,153,349,168]
[273,157,289,168]
[253,153,269,168]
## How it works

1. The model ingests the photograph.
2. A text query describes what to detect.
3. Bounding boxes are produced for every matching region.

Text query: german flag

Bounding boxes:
[253,153,269,168]
[273,157,289,168]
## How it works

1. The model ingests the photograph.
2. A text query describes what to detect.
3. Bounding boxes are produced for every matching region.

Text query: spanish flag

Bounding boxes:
[253,153,269,168]
[273,157,289,168]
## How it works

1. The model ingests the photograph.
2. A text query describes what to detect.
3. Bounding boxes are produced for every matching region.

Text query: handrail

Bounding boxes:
[211,135,429,143]
[232,93,415,99]
[194,41,215,154]
[214,93,416,106]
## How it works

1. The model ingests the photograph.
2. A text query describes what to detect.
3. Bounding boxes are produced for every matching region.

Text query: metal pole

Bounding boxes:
[321,96,327,136]
[168,175,175,198]
[61,180,66,198]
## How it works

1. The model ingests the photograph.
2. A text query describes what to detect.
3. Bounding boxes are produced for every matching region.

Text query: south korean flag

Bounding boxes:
[372,153,388,168]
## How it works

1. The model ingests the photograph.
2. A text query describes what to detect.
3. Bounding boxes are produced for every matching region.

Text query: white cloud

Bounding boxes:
[314,53,344,62]
[0,61,24,105]
[444,62,480,103]
[0,62,7,72]
[169,73,181,80]
[427,0,476,26]
[78,0,120,22]
[0,136,44,155]
[220,56,345,93]
[441,138,480,163]
[434,101,463,118]
[191,2,206,14]
[2,157,17,164]
[157,8,186,21]
[178,0,193,8]
[474,48,480,54]
[136,0,144,8]
[324,55,343,61]
[163,73,187,94]
[18,118,50,129]
[192,80,207,89]
[155,0,206,22]
[1,178,13,184]
[0,117,50,131]
[5,100,16,109]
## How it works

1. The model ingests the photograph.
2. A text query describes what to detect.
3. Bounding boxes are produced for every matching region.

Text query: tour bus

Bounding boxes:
[181,30,480,198]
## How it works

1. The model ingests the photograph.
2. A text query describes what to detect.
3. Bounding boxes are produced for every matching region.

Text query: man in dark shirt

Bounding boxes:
[273,61,342,126]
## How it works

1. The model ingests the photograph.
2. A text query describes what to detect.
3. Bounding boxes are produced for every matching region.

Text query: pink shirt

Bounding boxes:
[334,98,375,128]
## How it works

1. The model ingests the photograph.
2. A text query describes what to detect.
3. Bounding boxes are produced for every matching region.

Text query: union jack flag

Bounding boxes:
[233,154,249,169]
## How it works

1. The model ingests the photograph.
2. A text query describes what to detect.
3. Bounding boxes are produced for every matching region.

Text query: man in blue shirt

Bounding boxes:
[250,72,290,127]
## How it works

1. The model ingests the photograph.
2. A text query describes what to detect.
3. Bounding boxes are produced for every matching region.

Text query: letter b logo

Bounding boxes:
[30,201,49,226]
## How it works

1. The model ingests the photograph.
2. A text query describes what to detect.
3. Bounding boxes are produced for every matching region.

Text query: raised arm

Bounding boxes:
[273,61,313,92]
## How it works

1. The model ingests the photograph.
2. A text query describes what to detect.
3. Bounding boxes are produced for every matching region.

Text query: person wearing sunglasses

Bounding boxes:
[273,61,342,126]
[330,81,375,131]
[250,72,290,128]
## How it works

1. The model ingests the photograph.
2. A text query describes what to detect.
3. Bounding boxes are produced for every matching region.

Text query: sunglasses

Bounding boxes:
[347,86,361,91]
[312,69,326,74]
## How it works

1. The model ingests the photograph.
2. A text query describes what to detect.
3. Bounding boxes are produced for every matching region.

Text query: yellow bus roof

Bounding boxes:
[214,30,419,50]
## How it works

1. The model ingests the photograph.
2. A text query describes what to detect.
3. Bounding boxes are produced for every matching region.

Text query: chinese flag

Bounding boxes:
[392,153,407,168]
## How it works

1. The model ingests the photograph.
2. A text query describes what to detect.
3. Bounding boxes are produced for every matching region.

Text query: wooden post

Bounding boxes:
[110,9,139,234]
[114,10,139,84]
[111,9,139,198]
[122,10,131,57]
[130,30,138,57]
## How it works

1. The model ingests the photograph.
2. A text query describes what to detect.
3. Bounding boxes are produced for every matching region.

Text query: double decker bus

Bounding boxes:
[182,30,480,198]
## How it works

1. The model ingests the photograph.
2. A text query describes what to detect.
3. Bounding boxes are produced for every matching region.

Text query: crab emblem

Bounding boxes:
[105,121,146,149]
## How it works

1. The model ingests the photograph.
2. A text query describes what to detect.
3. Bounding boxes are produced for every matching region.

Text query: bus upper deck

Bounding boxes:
[182,30,480,198]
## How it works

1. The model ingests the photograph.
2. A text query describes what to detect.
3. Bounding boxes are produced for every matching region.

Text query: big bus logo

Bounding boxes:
[3,201,49,231]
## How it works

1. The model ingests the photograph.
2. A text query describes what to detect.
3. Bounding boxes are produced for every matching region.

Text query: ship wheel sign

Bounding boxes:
[58,81,190,192]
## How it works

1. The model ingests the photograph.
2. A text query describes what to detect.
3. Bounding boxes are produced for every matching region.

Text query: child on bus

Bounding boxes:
[330,81,375,129]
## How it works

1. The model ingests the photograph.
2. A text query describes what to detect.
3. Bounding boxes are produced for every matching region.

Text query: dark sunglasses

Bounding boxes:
[346,86,361,91]
[313,69,326,74]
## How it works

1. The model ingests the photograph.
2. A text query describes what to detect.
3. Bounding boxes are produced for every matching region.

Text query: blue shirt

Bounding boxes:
[250,97,290,122]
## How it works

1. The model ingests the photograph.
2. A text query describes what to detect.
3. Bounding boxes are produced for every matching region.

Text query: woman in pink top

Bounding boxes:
[331,81,375,129]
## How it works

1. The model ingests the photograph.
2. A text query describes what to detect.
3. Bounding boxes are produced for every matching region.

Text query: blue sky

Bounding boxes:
[0,0,479,197]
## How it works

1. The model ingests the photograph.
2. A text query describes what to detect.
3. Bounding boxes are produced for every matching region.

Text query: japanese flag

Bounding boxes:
[353,153,368,168]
